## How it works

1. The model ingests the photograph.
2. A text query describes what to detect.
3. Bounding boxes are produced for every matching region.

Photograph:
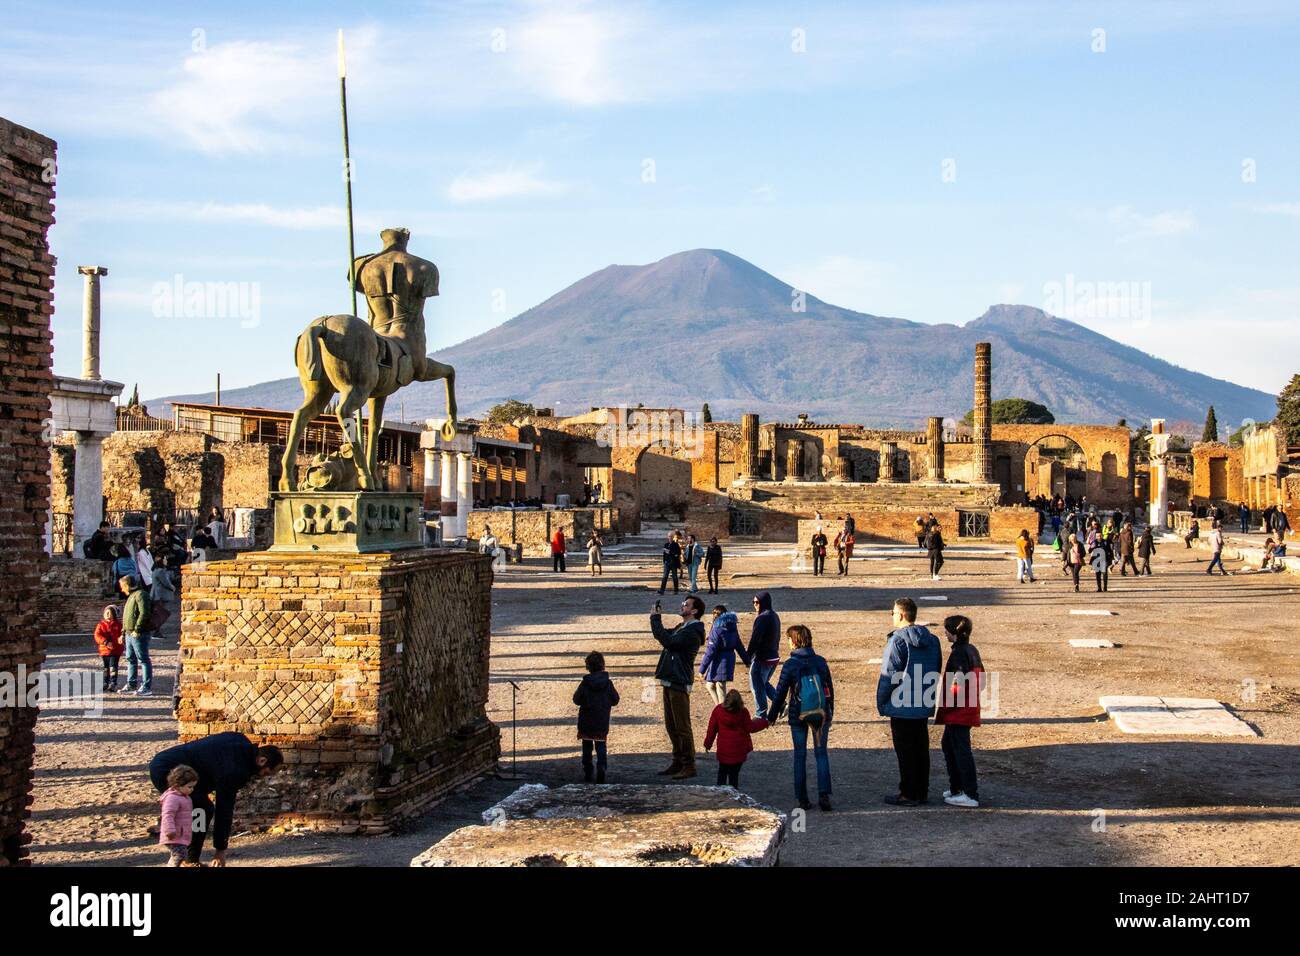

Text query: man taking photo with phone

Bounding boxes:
[651,595,706,779]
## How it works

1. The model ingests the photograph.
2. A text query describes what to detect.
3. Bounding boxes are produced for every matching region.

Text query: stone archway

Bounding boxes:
[1024,434,1088,503]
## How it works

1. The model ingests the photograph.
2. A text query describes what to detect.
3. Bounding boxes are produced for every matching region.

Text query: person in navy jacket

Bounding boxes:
[699,605,745,705]
[765,625,834,811]
[876,597,942,806]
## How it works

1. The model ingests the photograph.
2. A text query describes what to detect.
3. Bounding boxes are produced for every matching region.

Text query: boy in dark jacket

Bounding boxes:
[573,651,620,783]
[935,614,984,807]
[876,597,942,805]
[651,595,706,779]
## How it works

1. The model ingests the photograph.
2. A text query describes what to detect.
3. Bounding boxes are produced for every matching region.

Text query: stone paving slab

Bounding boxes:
[1070,609,1116,616]
[411,784,786,867]
[1099,696,1257,737]
[1070,638,1116,648]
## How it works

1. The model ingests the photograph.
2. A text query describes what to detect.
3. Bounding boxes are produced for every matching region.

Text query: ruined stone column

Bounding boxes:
[456,451,473,538]
[927,416,945,482]
[1148,419,1170,530]
[491,455,503,499]
[72,433,105,551]
[973,342,994,483]
[786,440,803,481]
[77,265,107,381]
[423,447,441,512]
[879,441,897,482]
[738,413,759,480]
[440,450,456,527]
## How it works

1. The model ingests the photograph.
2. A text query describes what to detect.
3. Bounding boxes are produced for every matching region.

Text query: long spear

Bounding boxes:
[339,29,357,318]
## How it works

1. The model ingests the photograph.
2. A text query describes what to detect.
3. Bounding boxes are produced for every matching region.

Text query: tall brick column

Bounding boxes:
[973,342,994,483]
[0,117,56,867]
[927,416,945,481]
[738,413,759,480]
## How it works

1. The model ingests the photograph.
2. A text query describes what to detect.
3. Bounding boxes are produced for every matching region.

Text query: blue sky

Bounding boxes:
[4,0,1299,413]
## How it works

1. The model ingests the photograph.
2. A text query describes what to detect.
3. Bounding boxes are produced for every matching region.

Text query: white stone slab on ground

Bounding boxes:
[919,595,948,601]
[410,784,787,867]
[1099,696,1257,737]
[1070,638,1115,648]
[1070,609,1116,616]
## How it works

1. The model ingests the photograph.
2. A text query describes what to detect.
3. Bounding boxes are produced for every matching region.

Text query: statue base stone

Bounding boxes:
[178,547,499,834]
[270,491,424,553]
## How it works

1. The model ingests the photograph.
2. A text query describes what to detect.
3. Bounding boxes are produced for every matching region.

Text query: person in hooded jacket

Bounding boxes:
[765,624,835,811]
[876,597,942,805]
[699,605,745,705]
[573,651,620,783]
[935,614,984,808]
[1136,525,1156,575]
[704,688,769,789]
[745,591,781,716]
[925,523,946,580]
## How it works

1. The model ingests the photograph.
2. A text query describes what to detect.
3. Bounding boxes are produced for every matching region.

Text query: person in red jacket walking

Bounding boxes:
[703,689,769,788]
[935,614,984,807]
[550,528,567,572]
[93,605,125,692]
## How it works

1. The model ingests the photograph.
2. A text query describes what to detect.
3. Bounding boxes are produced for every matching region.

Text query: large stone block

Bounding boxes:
[411,784,786,867]
[178,547,499,832]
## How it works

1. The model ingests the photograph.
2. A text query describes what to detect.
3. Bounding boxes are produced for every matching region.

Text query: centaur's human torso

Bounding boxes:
[352,241,439,387]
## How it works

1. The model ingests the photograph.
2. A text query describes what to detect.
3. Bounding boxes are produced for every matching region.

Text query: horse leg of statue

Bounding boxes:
[366,395,387,490]
[280,379,335,491]
[420,358,458,440]
[335,386,374,490]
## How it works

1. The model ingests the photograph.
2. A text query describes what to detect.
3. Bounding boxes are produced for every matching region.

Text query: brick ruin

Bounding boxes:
[0,117,55,866]
[465,505,620,557]
[178,549,499,832]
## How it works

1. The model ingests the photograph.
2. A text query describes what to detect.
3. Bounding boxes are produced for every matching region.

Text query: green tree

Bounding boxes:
[1201,406,1220,443]
[486,399,537,424]
[961,398,1055,426]
[1277,374,1300,444]
[702,402,713,423]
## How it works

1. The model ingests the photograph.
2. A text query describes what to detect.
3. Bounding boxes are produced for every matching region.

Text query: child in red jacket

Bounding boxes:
[703,689,769,789]
[93,605,124,692]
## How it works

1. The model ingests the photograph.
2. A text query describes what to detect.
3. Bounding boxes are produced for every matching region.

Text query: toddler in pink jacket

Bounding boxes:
[160,764,199,866]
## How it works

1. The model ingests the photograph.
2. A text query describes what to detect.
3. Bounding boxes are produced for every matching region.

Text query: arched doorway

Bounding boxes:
[1024,435,1087,503]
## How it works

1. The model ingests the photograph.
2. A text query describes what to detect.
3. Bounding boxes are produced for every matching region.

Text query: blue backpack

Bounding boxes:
[797,667,827,725]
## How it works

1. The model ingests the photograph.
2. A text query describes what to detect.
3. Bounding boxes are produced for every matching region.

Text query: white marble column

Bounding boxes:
[423,447,441,512]
[72,432,105,551]
[440,450,456,524]
[455,451,473,538]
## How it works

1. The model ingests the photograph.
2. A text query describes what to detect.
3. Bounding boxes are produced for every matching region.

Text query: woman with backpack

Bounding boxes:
[935,614,984,808]
[764,624,834,812]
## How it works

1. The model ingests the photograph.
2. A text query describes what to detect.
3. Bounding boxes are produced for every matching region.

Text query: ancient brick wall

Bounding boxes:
[37,558,113,634]
[219,442,274,508]
[178,549,499,832]
[1191,442,1244,508]
[466,507,619,557]
[0,116,56,866]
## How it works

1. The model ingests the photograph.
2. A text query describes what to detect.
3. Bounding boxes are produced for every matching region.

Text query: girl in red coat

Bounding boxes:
[703,689,768,789]
[93,605,125,692]
[935,614,984,807]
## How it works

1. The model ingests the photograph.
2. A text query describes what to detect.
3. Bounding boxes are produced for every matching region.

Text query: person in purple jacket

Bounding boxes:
[699,605,746,705]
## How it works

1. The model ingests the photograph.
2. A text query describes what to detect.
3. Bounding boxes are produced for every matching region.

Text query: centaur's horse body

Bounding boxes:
[279,229,457,491]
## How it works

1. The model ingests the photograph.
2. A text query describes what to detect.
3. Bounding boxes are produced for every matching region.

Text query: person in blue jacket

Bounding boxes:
[876,597,942,806]
[745,591,781,716]
[765,624,834,811]
[699,605,745,705]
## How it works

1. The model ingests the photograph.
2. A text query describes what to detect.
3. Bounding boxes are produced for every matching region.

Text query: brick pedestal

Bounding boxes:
[178,548,499,833]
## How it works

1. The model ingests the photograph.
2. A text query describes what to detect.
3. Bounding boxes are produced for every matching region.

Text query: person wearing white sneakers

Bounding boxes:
[935,614,984,808]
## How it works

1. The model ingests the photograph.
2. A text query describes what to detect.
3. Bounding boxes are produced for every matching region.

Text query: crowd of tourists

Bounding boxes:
[572,592,986,811]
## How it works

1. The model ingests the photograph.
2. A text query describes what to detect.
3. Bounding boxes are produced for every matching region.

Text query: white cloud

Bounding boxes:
[1245,201,1300,219]
[63,199,346,230]
[447,167,569,203]
[1106,205,1196,242]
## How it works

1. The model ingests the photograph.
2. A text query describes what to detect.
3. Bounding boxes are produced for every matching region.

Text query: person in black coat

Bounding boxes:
[925,524,946,580]
[148,732,283,865]
[573,651,620,783]
[658,531,683,595]
[704,537,724,593]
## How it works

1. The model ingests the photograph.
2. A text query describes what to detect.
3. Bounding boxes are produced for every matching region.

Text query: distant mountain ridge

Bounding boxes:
[151,248,1276,430]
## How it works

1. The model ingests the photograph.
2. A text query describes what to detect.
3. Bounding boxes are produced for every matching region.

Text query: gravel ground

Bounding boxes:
[28,527,1300,866]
